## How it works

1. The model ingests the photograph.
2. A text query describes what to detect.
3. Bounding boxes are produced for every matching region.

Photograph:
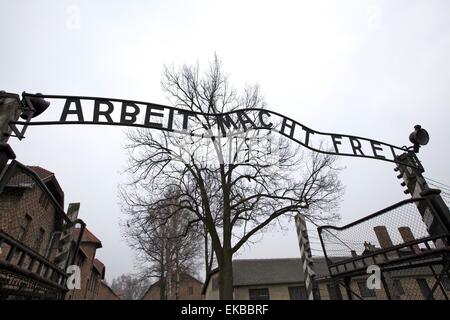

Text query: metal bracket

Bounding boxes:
[8,93,36,140]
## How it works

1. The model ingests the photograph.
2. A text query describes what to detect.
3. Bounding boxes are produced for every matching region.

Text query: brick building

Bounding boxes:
[0,166,65,261]
[65,227,119,300]
[142,272,203,300]
[0,163,74,299]
[66,228,100,299]
[96,281,121,300]
[0,163,119,300]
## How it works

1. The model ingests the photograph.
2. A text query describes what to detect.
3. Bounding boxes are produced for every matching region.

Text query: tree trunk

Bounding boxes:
[159,276,166,300]
[218,250,233,300]
[204,226,214,279]
[204,226,209,278]
[175,269,180,300]
[159,249,166,300]
[175,250,180,300]
[167,272,172,300]
[219,168,234,300]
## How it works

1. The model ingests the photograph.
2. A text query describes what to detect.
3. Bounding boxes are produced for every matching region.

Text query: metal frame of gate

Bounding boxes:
[318,196,450,300]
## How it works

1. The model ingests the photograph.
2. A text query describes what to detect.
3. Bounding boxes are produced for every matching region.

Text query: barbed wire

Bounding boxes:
[424,176,450,190]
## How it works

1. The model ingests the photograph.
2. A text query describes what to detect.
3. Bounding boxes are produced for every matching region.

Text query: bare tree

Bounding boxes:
[121,55,344,299]
[120,187,203,300]
[110,274,150,300]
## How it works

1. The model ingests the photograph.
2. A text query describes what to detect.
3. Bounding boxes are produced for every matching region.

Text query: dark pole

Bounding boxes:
[70,220,86,266]
[318,226,343,300]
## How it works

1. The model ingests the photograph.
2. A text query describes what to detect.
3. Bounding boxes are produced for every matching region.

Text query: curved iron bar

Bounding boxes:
[12,93,414,168]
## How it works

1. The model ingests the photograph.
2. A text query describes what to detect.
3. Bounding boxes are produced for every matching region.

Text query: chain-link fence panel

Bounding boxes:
[317,197,449,300]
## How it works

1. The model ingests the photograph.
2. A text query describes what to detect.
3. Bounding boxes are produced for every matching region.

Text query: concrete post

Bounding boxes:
[295,213,317,300]
[395,151,450,247]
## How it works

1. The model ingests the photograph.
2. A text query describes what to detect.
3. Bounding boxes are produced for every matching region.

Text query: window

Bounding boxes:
[248,288,270,300]
[417,278,434,300]
[393,279,405,295]
[289,286,308,300]
[188,286,194,295]
[212,277,219,291]
[17,214,32,241]
[357,280,376,298]
[326,283,341,300]
[33,228,45,252]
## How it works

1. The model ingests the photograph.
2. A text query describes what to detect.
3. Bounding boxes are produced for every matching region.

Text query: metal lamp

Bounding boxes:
[409,125,429,153]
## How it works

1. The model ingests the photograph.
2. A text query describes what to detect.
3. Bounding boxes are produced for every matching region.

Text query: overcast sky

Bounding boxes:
[1,0,449,283]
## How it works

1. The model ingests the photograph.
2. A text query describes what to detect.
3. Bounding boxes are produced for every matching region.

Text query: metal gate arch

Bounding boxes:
[0,91,448,300]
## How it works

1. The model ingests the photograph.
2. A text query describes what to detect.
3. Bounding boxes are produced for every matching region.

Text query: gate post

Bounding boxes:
[295,213,317,300]
[395,151,450,246]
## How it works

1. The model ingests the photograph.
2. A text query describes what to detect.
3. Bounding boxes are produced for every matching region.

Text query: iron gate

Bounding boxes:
[318,196,450,300]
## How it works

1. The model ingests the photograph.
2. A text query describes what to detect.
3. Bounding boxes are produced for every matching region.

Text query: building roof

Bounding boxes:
[232,258,306,286]
[143,272,203,299]
[4,164,64,205]
[93,258,106,279]
[5,165,54,183]
[202,258,306,294]
[28,166,64,206]
[27,166,54,182]
[73,227,103,248]
[2,164,68,231]
[100,281,121,300]
[311,257,331,279]
[201,257,344,294]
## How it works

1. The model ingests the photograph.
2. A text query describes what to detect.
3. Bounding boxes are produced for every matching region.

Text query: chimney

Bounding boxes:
[398,226,421,254]
[373,226,394,249]
[350,250,358,257]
